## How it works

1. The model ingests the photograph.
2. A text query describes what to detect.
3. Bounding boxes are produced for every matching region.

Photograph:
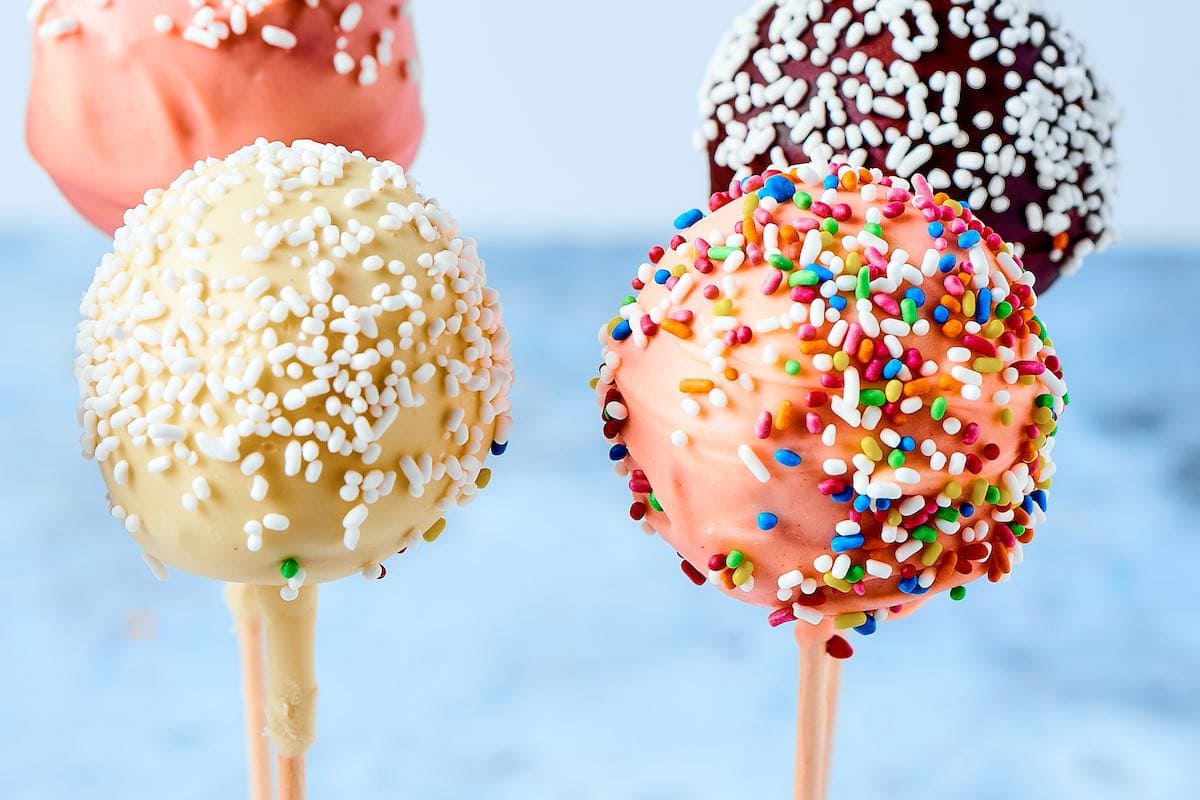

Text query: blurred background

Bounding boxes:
[2,2,1198,799]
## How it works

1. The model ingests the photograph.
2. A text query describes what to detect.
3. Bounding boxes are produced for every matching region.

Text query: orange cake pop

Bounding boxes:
[596,157,1066,651]
[28,0,423,233]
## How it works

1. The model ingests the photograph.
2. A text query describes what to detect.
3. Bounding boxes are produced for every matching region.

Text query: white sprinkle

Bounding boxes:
[737,444,770,483]
[261,25,298,49]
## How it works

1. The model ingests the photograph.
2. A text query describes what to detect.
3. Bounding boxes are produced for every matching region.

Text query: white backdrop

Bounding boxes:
[4,1,1193,242]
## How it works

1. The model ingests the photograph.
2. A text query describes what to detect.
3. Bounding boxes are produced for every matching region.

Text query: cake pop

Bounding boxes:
[697,0,1118,289]
[76,139,513,799]
[28,0,423,233]
[595,158,1066,797]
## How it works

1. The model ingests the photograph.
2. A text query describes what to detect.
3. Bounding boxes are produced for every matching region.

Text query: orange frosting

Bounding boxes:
[28,0,422,232]
[597,161,1066,634]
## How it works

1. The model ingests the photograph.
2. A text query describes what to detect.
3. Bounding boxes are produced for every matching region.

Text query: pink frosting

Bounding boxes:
[27,0,422,232]
[598,163,1067,636]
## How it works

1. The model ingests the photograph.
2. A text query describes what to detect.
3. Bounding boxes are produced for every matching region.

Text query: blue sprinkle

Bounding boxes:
[904,287,926,306]
[674,208,703,230]
[829,295,848,311]
[853,494,871,513]
[882,359,904,380]
[960,502,975,518]
[938,253,958,272]
[975,288,992,324]
[757,512,779,531]
[876,498,891,511]
[928,222,945,238]
[898,576,919,594]
[933,305,951,324]
[653,268,671,285]
[812,265,835,281]
[1021,495,1035,514]
[831,534,865,552]
[832,487,854,503]
[853,615,877,636]
[823,175,839,189]
[611,319,632,341]
[899,436,916,452]
[490,440,508,456]
[760,175,796,202]
[958,230,982,249]
[774,449,802,467]
[1031,489,1048,512]
[608,444,628,461]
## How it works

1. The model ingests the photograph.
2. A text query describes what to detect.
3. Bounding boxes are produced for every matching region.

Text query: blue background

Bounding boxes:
[2,230,1197,798]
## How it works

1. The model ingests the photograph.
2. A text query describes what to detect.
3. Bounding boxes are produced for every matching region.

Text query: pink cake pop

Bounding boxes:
[28,0,423,233]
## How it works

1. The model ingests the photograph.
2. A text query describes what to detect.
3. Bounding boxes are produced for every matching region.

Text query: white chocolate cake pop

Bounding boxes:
[76,139,513,595]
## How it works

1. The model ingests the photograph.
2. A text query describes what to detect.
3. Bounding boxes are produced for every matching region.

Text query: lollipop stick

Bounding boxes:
[794,634,841,800]
[277,754,306,800]
[254,584,318,800]
[226,583,272,800]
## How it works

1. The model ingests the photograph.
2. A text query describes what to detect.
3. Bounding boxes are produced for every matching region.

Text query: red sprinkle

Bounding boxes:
[825,635,854,659]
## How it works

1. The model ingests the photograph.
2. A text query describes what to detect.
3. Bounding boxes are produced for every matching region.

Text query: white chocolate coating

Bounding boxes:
[76,139,513,587]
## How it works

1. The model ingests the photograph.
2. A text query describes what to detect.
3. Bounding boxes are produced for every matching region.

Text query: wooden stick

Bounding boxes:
[794,636,842,800]
[226,583,272,800]
[277,754,306,800]
[254,584,318,800]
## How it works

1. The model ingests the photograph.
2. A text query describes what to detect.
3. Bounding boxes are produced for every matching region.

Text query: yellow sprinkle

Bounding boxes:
[732,561,755,586]
[982,320,1005,338]
[845,252,862,272]
[962,291,976,318]
[885,379,902,402]
[921,541,944,567]
[997,488,1011,507]
[475,468,492,489]
[970,479,988,506]
[973,357,1003,373]
[887,509,902,526]
[1033,407,1054,424]
[861,436,883,461]
[588,377,600,390]
[944,481,962,500]
[423,518,447,543]
[999,408,1013,426]
[835,611,868,630]
[820,231,835,248]
[606,316,623,333]
[742,194,759,213]
[823,574,852,593]
[713,298,734,316]
[832,351,850,371]
[671,263,688,278]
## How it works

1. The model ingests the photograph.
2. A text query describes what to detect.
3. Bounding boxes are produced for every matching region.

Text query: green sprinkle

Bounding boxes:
[1010,523,1026,535]
[846,565,865,583]
[767,253,795,271]
[794,191,813,210]
[726,550,745,569]
[784,359,802,376]
[708,246,737,261]
[950,586,966,601]
[887,450,905,468]
[930,396,947,420]
[789,269,820,286]
[821,218,839,234]
[935,507,960,522]
[864,222,883,237]
[985,485,1001,503]
[995,301,1013,319]
[900,297,918,325]
[912,525,938,543]
[856,266,871,299]
[621,294,637,307]
[1063,392,1070,407]
[1035,394,1055,408]
[280,558,299,580]
[860,389,887,406]
[649,492,663,512]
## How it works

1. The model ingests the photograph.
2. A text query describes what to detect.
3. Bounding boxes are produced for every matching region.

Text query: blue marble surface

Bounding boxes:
[1,230,1197,799]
